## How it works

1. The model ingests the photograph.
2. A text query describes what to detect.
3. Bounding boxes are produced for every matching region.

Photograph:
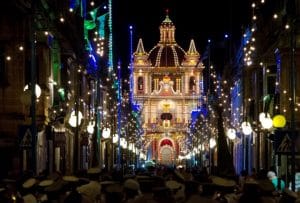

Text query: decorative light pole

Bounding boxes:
[259,111,273,169]
[289,0,296,190]
[226,128,236,156]
[102,126,111,170]
[227,128,237,140]
[241,121,252,171]
[30,0,37,174]
[209,137,216,172]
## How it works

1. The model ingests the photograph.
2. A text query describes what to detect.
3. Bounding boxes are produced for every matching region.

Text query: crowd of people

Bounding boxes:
[0,165,299,203]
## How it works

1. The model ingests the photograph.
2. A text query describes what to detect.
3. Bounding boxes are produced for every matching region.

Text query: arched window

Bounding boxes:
[189,76,196,92]
[138,77,143,90]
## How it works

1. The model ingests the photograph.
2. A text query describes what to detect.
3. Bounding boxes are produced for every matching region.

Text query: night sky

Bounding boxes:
[114,0,251,70]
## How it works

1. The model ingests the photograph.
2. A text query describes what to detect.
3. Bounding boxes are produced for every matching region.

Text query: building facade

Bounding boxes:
[133,15,204,165]
[0,0,112,176]
[226,0,300,180]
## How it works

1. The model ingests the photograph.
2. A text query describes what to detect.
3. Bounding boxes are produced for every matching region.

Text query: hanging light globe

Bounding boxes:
[120,137,126,145]
[112,134,119,143]
[68,110,83,127]
[241,121,252,135]
[24,84,42,98]
[128,143,134,151]
[261,117,273,129]
[120,138,127,149]
[209,138,216,148]
[87,121,95,134]
[226,128,236,140]
[273,114,286,128]
[259,112,271,122]
[102,128,111,139]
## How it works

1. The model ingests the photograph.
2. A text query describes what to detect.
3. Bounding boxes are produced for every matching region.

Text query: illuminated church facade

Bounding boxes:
[133,15,204,164]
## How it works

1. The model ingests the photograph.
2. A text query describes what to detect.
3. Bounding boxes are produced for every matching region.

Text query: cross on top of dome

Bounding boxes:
[162,9,173,24]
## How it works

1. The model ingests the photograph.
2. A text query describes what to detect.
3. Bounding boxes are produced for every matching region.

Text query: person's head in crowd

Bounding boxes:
[123,179,141,200]
[257,169,268,180]
[243,181,260,194]
[279,189,298,203]
[240,170,248,177]
[212,176,236,190]
[138,180,153,193]
[238,181,261,203]
[166,180,182,193]
[64,190,82,203]
[267,171,277,180]
[185,180,200,198]
[200,183,215,197]
[257,176,275,196]
[87,168,100,181]
[152,186,175,203]
[104,184,123,203]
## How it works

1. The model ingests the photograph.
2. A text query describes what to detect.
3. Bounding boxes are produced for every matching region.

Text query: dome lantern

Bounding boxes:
[159,11,176,44]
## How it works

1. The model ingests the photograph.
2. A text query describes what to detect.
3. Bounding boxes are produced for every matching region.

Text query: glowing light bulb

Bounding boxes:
[226,128,236,140]
[285,24,290,29]
[273,14,278,19]
[102,128,111,139]
[242,122,252,135]
[209,138,216,148]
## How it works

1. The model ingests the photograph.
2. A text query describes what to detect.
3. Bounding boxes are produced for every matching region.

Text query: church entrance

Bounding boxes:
[160,146,174,165]
[158,138,175,165]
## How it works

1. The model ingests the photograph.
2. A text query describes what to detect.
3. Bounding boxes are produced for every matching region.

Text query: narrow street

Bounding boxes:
[0,0,300,202]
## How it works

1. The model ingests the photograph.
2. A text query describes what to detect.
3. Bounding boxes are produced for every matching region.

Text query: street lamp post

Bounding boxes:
[242,121,253,171]
[209,137,216,174]
[227,128,236,157]
[102,127,111,170]
[30,0,37,174]
[75,70,82,172]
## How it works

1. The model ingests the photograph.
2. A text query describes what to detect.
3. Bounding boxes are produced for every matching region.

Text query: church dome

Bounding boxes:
[148,44,186,67]
[147,14,186,67]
